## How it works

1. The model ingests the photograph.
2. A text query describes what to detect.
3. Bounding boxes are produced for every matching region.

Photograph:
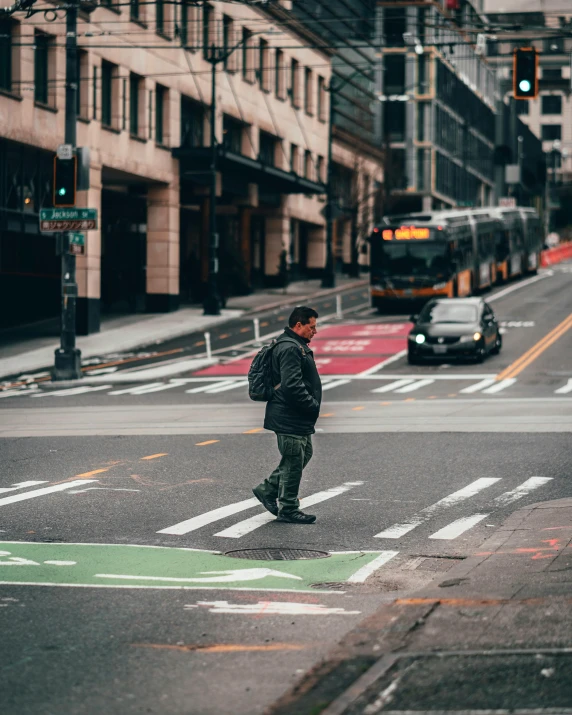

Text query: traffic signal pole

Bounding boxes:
[53,0,82,379]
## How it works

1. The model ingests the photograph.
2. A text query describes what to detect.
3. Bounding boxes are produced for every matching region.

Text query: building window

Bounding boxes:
[516,100,529,115]
[544,37,564,54]
[290,58,300,107]
[155,84,165,144]
[384,102,406,142]
[223,115,243,153]
[541,125,561,141]
[242,28,253,81]
[384,7,406,47]
[76,50,89,119]
[259,131,276,166]
[259,38,269,90]
[317,155,325,183]
[130,72,142,136]
[101,61,114,127]
[304,68,313,114]
[384,54,405,95]
[156,0,164,34]
[317,76,326,121]
[34,31,50,105]
[290,144,298,173]
[417,102,425,141]
[304,150,312,179]
[275,49,285,99]
[130,0,140,22]
[543,68,562,80]
[223,16,235,71]
[181,95,204,147]
[417,54,427,94]
[0,20,13,92]
[417,149,426,191]
[542,95,562,115]
[203,4,212,61]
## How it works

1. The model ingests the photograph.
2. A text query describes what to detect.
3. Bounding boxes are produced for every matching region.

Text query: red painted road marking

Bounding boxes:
[317,323,412,339]
[195,356,389,376]
[312,338,406,355]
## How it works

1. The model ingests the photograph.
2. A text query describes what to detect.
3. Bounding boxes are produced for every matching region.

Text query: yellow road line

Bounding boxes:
[243,428,264,434]
[320,413,334,417]
[196,440,219,446]
[352,406,365,411]
[141,453,168,461]
[132,643,308,653]
[496,312,572,380]
[75,468,112,478]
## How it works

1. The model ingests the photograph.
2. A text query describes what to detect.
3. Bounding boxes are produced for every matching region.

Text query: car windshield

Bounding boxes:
[419,302,479,324]
[378,242,449,276]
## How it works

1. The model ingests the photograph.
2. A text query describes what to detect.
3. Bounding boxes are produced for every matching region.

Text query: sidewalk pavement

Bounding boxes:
[0,276,367,381]
[268,498,572,714]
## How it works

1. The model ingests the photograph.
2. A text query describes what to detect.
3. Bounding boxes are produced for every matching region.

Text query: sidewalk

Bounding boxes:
[268,498,572,714]
[0,276,367,381]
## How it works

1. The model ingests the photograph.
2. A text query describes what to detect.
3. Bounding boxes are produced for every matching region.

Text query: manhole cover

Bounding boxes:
[224,548,330,561]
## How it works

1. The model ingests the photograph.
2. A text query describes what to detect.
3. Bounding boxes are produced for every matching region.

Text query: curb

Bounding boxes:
[265,498,566,715]
[0,280,369,384]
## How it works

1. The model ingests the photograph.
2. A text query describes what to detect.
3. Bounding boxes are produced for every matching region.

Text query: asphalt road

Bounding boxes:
[0,264,571,714]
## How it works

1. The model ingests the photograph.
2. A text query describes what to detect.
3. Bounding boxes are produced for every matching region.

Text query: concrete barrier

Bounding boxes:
[540,242,572,267]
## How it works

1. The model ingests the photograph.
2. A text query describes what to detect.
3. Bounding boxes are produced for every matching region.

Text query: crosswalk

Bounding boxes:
[156,475,552,544]
[3,374,572,399]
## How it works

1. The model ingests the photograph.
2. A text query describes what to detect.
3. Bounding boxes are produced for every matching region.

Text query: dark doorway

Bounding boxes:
[251,215,265,288]
[101,189,147,314]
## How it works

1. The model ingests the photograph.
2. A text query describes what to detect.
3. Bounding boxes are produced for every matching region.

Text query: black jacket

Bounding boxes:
[264,328,322,436]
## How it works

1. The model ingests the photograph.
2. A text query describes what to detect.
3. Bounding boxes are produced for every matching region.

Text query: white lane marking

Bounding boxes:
[482,378,517,394]
[493,477,552,507]
[0,481,48,494]
[84,366,119,375]
[157,497,260,535]
[0,390,32,399]
[108,379,190,395]
[487,270,552,302]
[394,378,435,393]
[555,378,572,395]
[371,379,415,393]
[374,478,500,539]
[347,551,399,583]
[96,568,302,584]
[358,350,407,376]
[43,560,77,566]
[214,482,364,539]
[31,385,112,398]
[459,379,497,394]
[185,601,361,615]
[186,380,237,394]
[0,480,95,507]
[206,380,248,394]
[321,379,351,392]
[429,513,489,540]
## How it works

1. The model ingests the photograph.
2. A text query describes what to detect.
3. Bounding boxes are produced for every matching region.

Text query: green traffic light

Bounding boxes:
[519,79,531,93]
[58,188,66,196]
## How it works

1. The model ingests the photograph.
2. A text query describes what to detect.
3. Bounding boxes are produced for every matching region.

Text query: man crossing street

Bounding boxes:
[252,306,322,524]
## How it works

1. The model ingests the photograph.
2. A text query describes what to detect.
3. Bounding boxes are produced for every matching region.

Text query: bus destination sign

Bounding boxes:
[382,226,431,241]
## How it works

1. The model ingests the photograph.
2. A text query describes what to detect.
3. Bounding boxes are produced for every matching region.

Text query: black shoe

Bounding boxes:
[252,488,278,517]
[277,511,316,524]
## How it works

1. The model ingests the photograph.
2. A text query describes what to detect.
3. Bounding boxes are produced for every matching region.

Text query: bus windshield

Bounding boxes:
[378,242,450,277]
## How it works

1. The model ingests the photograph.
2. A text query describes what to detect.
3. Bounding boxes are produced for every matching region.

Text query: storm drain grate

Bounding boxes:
[224,548,330,561]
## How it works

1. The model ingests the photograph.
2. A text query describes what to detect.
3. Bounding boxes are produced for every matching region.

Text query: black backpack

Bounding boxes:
[247,337,302,402]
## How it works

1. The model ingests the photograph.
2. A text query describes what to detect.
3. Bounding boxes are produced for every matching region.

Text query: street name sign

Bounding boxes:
[40,208,98,232]
[68,232,85,256]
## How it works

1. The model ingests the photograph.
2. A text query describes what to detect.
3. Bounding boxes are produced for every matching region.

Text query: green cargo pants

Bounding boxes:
[255,434,313,515]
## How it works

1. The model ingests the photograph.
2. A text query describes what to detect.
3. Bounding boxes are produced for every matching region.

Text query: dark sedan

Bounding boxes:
[407,297,502,364]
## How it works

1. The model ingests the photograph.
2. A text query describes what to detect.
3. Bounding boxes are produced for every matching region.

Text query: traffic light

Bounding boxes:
[53,156,77,207]
[513,47,538,100]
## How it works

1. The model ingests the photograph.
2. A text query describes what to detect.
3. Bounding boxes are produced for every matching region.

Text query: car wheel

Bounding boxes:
[491,331,502,355]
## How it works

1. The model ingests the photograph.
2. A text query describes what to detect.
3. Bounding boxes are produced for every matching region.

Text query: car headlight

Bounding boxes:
[414,334,426,344]
[459,332,482,343]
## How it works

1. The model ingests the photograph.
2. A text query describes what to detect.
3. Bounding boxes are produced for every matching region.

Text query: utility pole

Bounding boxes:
[203,43,222,315]
[53,0,81,379]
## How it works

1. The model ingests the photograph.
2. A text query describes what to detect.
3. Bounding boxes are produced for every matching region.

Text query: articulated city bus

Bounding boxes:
[369,207,543,311]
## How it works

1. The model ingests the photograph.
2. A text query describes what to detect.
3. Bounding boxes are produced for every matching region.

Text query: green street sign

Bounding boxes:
[69,233,85,256]
[40,208,98,232]
[0,542,393,592]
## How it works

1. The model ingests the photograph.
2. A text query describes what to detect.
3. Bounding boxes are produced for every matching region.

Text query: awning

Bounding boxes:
[173,146,326,196]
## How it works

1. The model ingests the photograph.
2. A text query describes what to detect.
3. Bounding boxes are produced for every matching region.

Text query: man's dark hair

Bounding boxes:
[288,306,318,328]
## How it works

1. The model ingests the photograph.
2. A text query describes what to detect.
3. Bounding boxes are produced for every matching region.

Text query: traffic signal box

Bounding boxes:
[53,156,77,207]
[513,47,539,100]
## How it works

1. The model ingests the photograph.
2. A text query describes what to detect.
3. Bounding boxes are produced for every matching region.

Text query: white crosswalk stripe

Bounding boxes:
[371,379,415,393]
[205,380,248,394]
[459,378,497,394]
[157,497,260,535]
[108,379,190,396]
[214,482,364,538]
[555,378,572,395]
[492,477,552,506]
[394,378,435,393]
[321,379,352,392]
[374,478,501,539]
[429,514,489,540]
[481,378,517,394]
[31,385,112,398]
[185,380,238,394]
